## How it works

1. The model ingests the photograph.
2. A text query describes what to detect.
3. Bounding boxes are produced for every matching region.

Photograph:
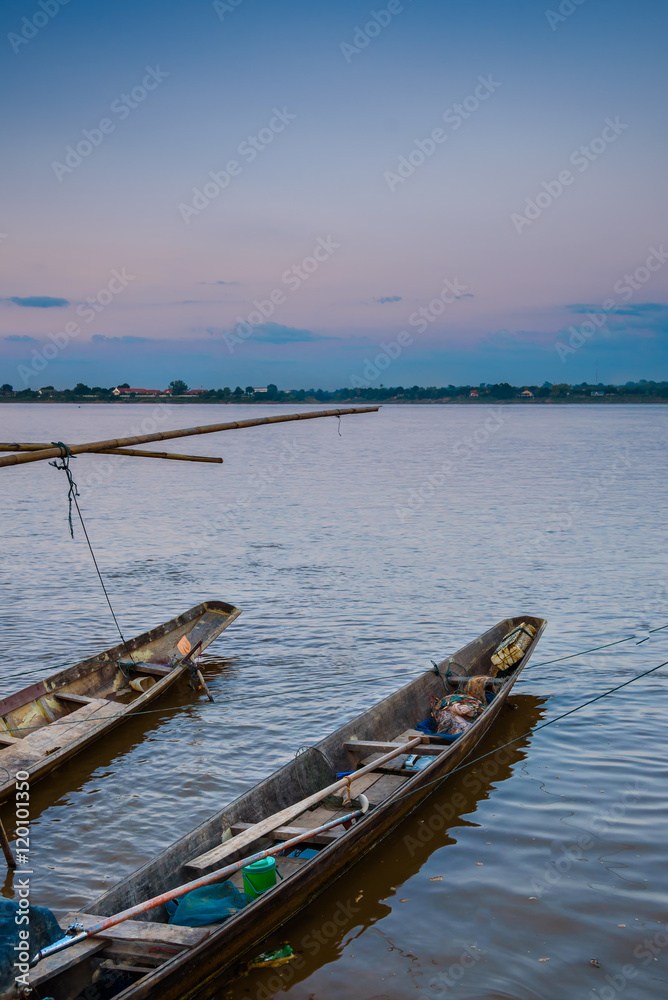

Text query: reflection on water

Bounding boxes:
[1,403,667,998]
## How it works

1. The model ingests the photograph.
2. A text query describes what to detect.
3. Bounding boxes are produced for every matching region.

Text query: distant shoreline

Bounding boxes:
[1,397,666,405]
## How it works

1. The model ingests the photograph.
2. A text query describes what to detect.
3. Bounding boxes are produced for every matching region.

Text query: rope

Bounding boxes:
[4,618,668,734]
[387,656,668,812]
[49,442,132,658]
[527,621,668,669]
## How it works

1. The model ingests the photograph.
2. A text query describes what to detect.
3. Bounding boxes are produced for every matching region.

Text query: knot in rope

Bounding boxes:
[49,442,78,538]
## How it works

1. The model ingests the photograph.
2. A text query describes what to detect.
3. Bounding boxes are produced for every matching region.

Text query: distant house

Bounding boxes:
[112,387,163,396]
[469,389,478,398]
[520,389,534,398]
[591,391,604,396]
[186,389,208,395]
[253,387,268,393]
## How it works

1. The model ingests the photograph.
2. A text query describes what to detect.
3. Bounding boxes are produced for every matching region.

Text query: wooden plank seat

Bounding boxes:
[22,700,122,753]
[132,663,172,677]
[229,821,342,846]
[27,914,212,988]
[0,700,122,772]
[28,939,107,987]
[64,912,211,948]
[345,740,446,757]
[56,692,110,706]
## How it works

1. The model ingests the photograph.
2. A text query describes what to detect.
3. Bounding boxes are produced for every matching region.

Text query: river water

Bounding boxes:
[0,402,667,999]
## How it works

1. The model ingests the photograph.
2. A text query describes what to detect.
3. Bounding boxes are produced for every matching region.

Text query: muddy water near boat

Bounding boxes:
[1,403,667,999]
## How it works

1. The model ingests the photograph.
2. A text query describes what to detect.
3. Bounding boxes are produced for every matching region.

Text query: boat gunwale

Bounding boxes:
[0,599,240,717]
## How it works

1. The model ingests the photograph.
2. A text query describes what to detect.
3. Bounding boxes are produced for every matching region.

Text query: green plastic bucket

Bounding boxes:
[242,856,277,899]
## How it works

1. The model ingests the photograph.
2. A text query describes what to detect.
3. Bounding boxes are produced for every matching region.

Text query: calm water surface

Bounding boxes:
[0,403,667,999]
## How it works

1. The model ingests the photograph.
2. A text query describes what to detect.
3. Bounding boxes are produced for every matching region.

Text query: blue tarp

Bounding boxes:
[166,881,251,927]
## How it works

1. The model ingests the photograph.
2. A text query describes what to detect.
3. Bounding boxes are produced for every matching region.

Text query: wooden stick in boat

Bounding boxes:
[0,443,222,464]
[0,407,380,469]
[32,798,370,965]
[0,818,16,869]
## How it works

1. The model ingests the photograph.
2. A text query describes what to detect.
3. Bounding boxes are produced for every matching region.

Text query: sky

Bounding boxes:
[1,0,667,390]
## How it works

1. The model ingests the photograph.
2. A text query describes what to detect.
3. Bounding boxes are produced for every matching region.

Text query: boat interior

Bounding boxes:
[26,616,544,1000]
[0,601,240,773]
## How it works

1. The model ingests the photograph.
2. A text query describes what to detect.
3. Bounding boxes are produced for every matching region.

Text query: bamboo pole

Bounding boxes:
[0,407,379,469]
[0,818,16,870]
[0,443,222,464]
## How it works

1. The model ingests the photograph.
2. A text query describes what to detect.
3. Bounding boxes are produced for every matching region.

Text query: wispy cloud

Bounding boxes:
[4,334,38,342]
[3,296,69,308]
[209,321,337,345]
[91,334,149,343]
[198,280,241,286]
[374,296,402,304]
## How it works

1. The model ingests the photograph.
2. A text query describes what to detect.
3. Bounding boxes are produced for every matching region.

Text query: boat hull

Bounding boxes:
[0,600,241,804]
[96,615,546,1000]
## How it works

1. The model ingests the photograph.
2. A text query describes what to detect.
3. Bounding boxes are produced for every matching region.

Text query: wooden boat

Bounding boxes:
[0,600,241,805]
[20,614,545,1000]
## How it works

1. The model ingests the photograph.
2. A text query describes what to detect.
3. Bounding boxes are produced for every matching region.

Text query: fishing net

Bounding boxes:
[429,693,486,735]
[0,898,62,992]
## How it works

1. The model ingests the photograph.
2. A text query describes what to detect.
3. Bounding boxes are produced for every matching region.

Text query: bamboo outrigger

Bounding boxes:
[0,407,379,468]
[19,614,545,1000]
[0,601,241,805]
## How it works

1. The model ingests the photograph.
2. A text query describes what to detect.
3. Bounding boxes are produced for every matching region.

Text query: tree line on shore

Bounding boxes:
[1,380,667,401]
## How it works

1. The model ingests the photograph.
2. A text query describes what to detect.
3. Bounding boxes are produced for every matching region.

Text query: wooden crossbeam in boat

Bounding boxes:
[0,734,19,745]
[55,692,110,706]
[345,740,447,757]
[132,663,172,677]
[184,735,424,874]
[230,821,342,845]
[64,912,210,948]
[28,939,106,987]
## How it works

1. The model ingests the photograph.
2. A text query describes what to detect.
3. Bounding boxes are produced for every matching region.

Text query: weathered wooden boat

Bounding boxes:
[19,614,545,1000]
[0,600,241,805]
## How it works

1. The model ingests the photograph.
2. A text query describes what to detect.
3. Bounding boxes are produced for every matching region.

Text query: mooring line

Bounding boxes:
[50,444,132,658]
[387,656,668,811]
